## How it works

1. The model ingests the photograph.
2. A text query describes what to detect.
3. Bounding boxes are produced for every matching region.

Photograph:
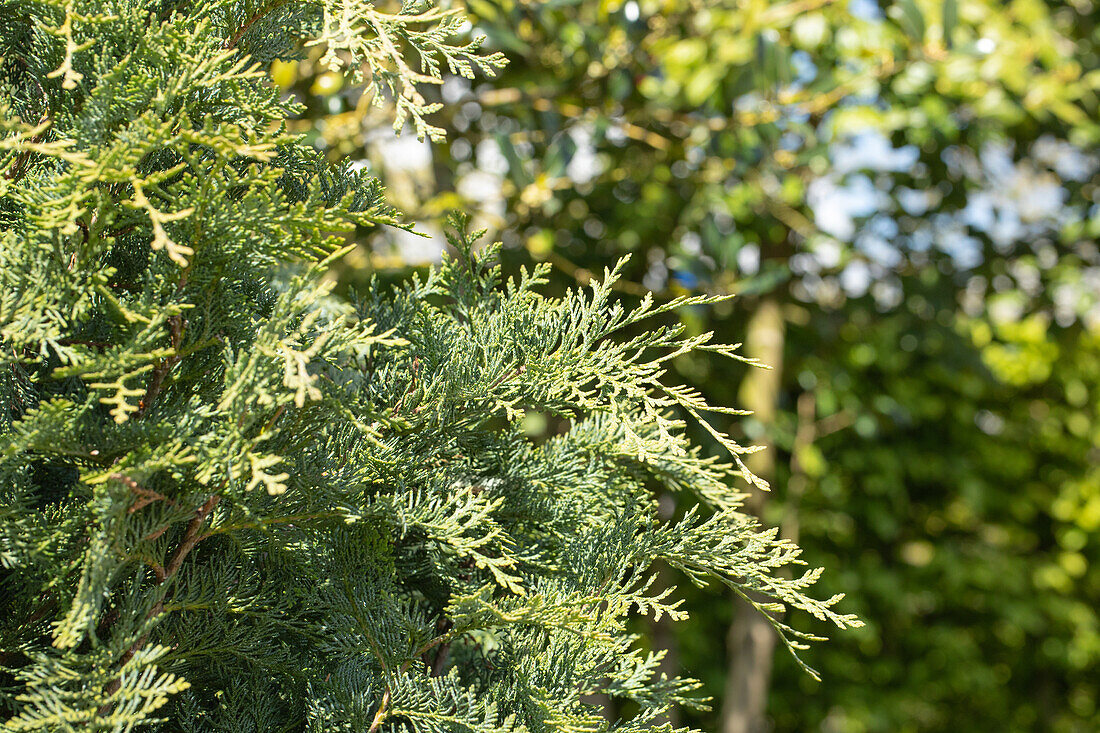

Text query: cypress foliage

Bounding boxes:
[0,2,859,730]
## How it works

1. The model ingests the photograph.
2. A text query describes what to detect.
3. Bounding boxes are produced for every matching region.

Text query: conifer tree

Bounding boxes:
[0,2,859,730]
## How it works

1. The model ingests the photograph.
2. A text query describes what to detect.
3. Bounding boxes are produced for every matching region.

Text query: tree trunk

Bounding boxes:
[720,297,785,733]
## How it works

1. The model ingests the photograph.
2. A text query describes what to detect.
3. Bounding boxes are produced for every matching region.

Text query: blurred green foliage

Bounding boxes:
[742,279,1099,731]
[281,0,1100,729]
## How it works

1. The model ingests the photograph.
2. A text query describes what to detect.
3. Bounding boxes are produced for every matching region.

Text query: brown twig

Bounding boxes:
[546,252,653,298]
[407,621,452,677]
[815,409,853,438]
[366,628,453,733]
[57,338,112,350]
[260,404,285,435]
[367,689,392,733]
[19,593,58,631]
[107,224,136,239]
[146,560,167,583]
[196,509,338,541]
[113,473,176,514]
[142,523,173,542]
[224,0,291,50]
[487,365,524,391]
[135,315,184,419]
[164,494,220,578]
[389,357,420,417]
[4,148,35,182]
[4,103,50,183]
[98,492,221,715]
